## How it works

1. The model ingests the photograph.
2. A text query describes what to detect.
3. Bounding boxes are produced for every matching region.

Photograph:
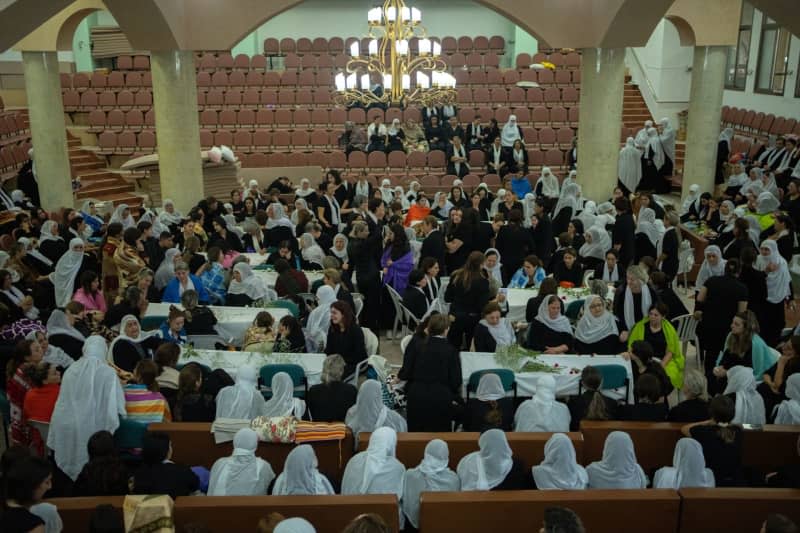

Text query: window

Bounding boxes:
[725,2,754,90]
[755,16,792,95]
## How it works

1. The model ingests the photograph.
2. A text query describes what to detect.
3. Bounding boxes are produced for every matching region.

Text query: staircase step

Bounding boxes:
[71,161,105,171]
[75,184,135,199]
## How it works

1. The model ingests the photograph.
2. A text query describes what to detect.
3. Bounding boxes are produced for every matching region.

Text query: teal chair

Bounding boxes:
[265,299,300,318]
[114,418,149,460]
[259,364,307,400]
[140,315,166,331]
[579,364,630,404]
[466,369,517,399]
[565,299,585,321]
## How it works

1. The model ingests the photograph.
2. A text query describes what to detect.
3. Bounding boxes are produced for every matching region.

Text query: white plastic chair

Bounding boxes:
[29,421,50,448]
[676,241,695,293]
[672,313,700,365]
[582,270,595,286]
[352,293,364,320]
[362,326,379,356]
[399,334,413,354]
[385,285,405,340]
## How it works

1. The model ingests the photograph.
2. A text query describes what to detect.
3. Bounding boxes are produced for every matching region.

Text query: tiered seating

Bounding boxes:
[719,105,800,161]
[0,110,32,179]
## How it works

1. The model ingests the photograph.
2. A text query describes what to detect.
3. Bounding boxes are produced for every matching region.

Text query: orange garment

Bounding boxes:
[23,383,60,423]
[404,204,431,227]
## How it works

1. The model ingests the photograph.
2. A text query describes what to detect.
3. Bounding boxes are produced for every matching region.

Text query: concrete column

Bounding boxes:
[21,51,72,211]
[682,46,727,198]
[150,50,203,212]
[576,47,626,202]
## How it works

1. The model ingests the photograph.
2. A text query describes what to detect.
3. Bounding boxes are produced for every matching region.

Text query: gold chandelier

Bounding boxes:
[334,0,457,108]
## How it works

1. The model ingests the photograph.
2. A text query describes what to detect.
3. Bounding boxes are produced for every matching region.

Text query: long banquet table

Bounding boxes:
[505,285,616,323]
[177,349,327,386]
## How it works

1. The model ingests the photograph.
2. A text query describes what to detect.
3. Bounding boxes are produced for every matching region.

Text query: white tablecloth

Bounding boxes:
[199,252,271,266]
[144,303,289,344]
[506,285,616,323]
[178,349,326,386]
[459,352,634,402]
[254,270,326,289]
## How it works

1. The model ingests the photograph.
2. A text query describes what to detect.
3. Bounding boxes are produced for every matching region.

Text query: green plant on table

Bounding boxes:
[494,344,560,373]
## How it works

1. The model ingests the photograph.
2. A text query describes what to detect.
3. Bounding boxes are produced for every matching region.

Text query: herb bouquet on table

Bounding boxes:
[494,344,561,373]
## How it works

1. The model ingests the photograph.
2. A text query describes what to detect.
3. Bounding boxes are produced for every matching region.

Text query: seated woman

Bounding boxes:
[524,277,561,322]
[38,220,67,265]
[180,289,218,337]
[514,375,570,432]
[272,444,335,496]
[328,233,349,269]
[172,364,216,422]
[552,248,583,286]
[567,366,619,430]
[723,365,766,425]
[227,262,273,307]
[473,302,516,352]
[215,365,267,420]
[208,428,275,496]
[573,296,623,354]
[242,311,275,352]
[586,431,647,489]
[132,432,199,498]
[531,433,588,490]
[345,380,407,446]
[682,395,744,486]
[157,307,188,346]
[162,262,210,304]
[307,354,358,422]
[668,368,710,422]
[508,254,546,289]
[463,373,514,432]
[457,429,533,490]
[72,270,107,320]
[274,315,307,353]
[402,440,461,530]
[198,247,227,305]
[627,340,674,400]
[324,301,366,378]
[154,343,180,401]
[401,269,429,320]
[713,311,777,391]
[72,430,131,496]
[108,315,161,373]
[26,330,74,370]
[773,374,800,424]
[526,296,574,354]
[46,304,87,361]
[274,258,309,299]
[653,438,715,489]
[299,233,326,270]
[266,240,303,271]
[579,227,612,273]
[124,360,171,423]
[626,302,684,392]
[262,372,306,419]
[622,374,668,421]
[22,361,61,425]
[103,285,143,329]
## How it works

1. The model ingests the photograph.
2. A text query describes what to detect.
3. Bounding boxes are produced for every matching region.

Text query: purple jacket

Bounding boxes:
[381,248,414,293]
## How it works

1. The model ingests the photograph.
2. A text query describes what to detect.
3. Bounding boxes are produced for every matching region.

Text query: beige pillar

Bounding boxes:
[576,47,626,202]
[21,51,72,210]
[682,46,727,199]
[150,50,203,212]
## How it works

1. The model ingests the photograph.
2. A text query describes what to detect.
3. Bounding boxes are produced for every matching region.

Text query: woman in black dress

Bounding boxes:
[526,295,574,354]
[275,315,307,353]
[613,265,657,342]
[574,295,623,354]
[668,368,711,422]
[463,373,514,432]
[552,248,583,286]
[444,251,490,350]
[722,218,757,261]
[401,314,463,432]
[172,364,216,422]
[0,456,52,532]
[324,301,367,378]
[348,220,382,331]
[682,394,744,486]
[658,211,681,282]
[494,208,534,285]
[306,354,357,422]
[109,315,162,372]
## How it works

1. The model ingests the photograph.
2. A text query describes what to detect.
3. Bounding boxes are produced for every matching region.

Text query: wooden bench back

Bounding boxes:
[677,488,800,533]
[46,497,125,533]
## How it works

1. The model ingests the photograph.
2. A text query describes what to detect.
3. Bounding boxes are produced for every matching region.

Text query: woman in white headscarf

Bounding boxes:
[618,137,642,194]
[18,237,53,272]
[406,181,421,204]
[723,365,766,425]
[432,192,453,220]
[208,428,275,495]
[299,233,326,268]
[635,120,653,149]
[26,330,74,369]
[500,115,522,148]
[653,438,715,489]
[514,375,571,432]
[262,372,306,418]
[223,213,244,239]
[295,178,317,203]
[552,182,580,225]
[536,167,560,199]
[726,162,749,191]
[586,431,648,488]
[215,365,268,420]
[474,302,516,352]
[37,220,65,263]
[531,433,588,490]
[109,203,134,229]
[272,444,335,496]
[756,240,791,346]
[773,374,800,424]
[80,199,106,233]
[463,373,514,432]
[45,309,86,355]
[305,284,337,350]
[50,238,86,307]
[47,335,126,481]
[345,380,407,447]
[457,429,522,490]
[228,262,273,304]
[756,191,780,216]
[329,233,349,267]
[489,188,506,217]
[574,295,621,354]
[266,203,294,231]
[694,245,726,291]
[107,315,159,372]
[482,248,503,286]
[401,439,460,529]
[394,186,409,210]
[291,199,310,225]
[659,117,676,168]
[635,207,660,261]
[579,226,612,263]
[527,296,574,354]
[681,184,701,216]
[577,200,597,230]
[154,248,181,291]
[595,201,616,227]
[379,179,395,205]
[159,199,183,228]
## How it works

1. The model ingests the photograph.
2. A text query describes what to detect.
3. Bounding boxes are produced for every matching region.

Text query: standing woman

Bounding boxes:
[756,240,791,347]
[658,211,681,282]
[348,221,381,331]
[494,209,534,286]
[324,301,367,378]
[444,251,490,350]
[634,207,659,263]
[716,128,734,186]
[6,339,43,448]
[612,197,636,267]
[618,137,642,195]
[381,223,414,297]
[694,245,726,292]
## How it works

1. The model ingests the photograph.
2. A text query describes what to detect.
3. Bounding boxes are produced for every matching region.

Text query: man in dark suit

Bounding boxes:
[419,215,446,272]
[443,116,465,144]
[466,115,487,151]
[402,269,429,320]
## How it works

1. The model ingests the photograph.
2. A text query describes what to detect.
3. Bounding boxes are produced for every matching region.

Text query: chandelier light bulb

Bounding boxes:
[396,39,408,55]
[335,72,346,91]
[418,38,431,55]
[411,7,421,23]
[350,41,359,57]
[402,74,411,90]
[386,6,397,21]
[401,6,410,22]
[368,39,378,56]
[346,73,357,89]
[360,74,371,90]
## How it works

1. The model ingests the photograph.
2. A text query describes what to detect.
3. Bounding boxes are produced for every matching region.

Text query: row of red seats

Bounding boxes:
[116,55,150,71]
[261,35,507,57]
[0,113,29,142]
[61,71,151,91]
[96,130,155,155]
[721,105,800,138]
[275,51,503,70]
[516,51,581,69]
[0,142,31,178]
[62,89,152,112]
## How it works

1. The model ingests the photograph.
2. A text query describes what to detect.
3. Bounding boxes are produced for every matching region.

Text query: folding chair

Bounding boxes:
[466,369,517,399]
[259,364,307,399]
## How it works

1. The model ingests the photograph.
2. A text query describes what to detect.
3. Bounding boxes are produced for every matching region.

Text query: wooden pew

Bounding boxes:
[678,488,800,533]
[173,495,399,533]
[46,496,125,533]
[148,423,354,483]
[419,489,680,533]
[580,421,800,473]
[357,432,583,470]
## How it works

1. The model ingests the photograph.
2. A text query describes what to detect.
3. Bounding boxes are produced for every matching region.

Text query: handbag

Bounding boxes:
[250,415,297,443]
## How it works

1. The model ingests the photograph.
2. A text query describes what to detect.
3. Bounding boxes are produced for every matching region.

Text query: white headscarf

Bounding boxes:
[159,199,183,226]
[653,438,715,489]
[49,238,85,307]
[489,189,506,217]
[18,237,52,268]
[272,444,335,496]
[694,245,726,290]
[618,137,642,193]
[723,365,766,425]
[575,295,618,345]
[646,127,665,169]
[379,179,395,203]
[341,427,405,498]
[635,120,653,148]
[659,117,675,162]
[756,192,780,215]
[80,199,106,227]
[522,193,537,228]
[46,309,85,342]
[215,365,267,420]
[681,184,701,215]
[402,439,460,528]
[635,207,660,247]
[154,248,181,290]
[457,429,513,490]
[478,316,516,348]
[274,518,316,533]
[139,209,168,237]
[535,296,573,335]
[295,178,315,199]
[208,428,275,495]
[222,214,244,238]
[107,315,156,363]
[266,203,295,230]
[306,284,337,347]
[26,330,74,369]
[291,199,309,224]
[531,433,588,489]
[345,380,407,444]
[514,375,571,433]
[47,336,126,480]
[579,227,611,261]
[622,272,652,331]
[263,372,306,418]
[774,374,800,424]
[229,262,273,302]
[537,167,560,198]
[553,182,580,221]
[330,233,349,263]
[388,118,401,136]
[727,167,749,188]
[476,373,505,401]
[38,220,62,246]
[586,431,648,488]
[718,127,734,150]
[300,233,327,266]
[756,240,791,304]
[577,200,598,230]
[500,115,521,147]
[109,203,134,229]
